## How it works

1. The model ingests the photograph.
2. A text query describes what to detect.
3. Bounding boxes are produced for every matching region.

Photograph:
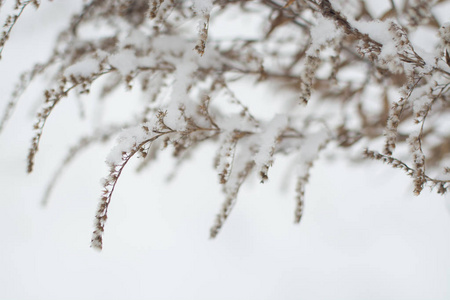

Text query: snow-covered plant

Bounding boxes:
[1,0,449,250]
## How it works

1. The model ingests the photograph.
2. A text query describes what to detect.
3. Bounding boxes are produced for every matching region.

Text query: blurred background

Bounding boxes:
[0,1,450,299]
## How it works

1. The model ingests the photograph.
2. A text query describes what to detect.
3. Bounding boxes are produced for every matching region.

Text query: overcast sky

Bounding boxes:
[1,1,450,299]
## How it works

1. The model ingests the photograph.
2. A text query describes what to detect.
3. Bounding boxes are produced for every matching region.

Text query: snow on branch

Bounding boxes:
[0,0,449,249]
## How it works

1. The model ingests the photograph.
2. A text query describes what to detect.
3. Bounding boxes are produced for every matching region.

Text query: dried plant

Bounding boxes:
[1,0,449,250]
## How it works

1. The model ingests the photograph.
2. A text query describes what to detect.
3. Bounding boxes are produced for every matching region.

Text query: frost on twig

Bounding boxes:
[294,128,329,223]
[210,150,254,238]
[253,115,289,183]
[92,124,160,250]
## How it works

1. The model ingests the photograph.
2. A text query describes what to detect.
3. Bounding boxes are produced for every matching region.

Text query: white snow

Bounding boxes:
[105,124,154,165]
[306,15,342,56]
[253,115,289,172]
[108,49,139,76]
[63,57,100,77]
[192,0,213,15]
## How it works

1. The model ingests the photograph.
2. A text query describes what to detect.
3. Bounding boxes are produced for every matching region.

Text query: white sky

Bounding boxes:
[0,1,450,299]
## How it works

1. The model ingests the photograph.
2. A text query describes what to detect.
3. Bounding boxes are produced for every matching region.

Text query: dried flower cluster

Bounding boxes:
[0,0,449,250]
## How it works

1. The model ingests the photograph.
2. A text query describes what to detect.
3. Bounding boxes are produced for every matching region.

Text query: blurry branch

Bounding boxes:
[0,0,449,250]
